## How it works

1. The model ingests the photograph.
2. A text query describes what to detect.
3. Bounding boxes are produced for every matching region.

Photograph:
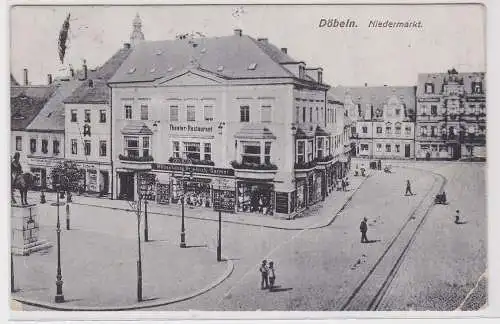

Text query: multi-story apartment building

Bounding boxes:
[64,46,131,196]
[332,86,416,159]
[415,68,486,160]
[108,28,345,217]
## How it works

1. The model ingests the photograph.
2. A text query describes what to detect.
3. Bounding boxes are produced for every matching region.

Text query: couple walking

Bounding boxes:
[259,260,276,290]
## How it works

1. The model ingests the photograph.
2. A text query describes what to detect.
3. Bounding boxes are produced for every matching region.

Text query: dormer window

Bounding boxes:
[248,63,257,70]
[318,71,323,84]
[299,65,305,79]
[425,82,434,94]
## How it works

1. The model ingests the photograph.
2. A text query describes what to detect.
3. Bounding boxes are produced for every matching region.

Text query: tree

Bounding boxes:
[50,161,85,196]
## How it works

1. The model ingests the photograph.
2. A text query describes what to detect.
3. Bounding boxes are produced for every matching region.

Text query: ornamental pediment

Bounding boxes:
[154,70,224,87]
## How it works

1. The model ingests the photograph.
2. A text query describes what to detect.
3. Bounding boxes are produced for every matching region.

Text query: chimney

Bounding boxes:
[83,59,88,80]
[47,74,53,85]
[23,68,28,86]
[124,43,131,49]
[364,82,368,87]
[281,48,287,54]
[257,38,268,43]
[234,28,242,36]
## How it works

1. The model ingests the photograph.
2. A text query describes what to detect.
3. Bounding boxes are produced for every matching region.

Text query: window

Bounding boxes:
[41,139,48,154]
[376,143,382,152]
[186,105,196,121]
[376,127,382,134]
[431,105,438,116]
[15,136,22,151]
[360,144,369,151]
[53,140,60,155]
[125,104,132,119]
[141,104,149,120]
[309,107,313,122]
[242,142,260,164]
[261,105,272,123]
[296,140,305,163]
[125,136,139,158]
[425,82,434,94]
[362,126,368,134]
[385,144,391,152]
[170,105,179,121]
[71,139,77,155]
[395,123,401,135]
[302,107,306,123]
[264,142,271,164]
[431,126,437,137]
[307,140,313,161]
[30,138,37,153]
[100,110,106,123]
[316,107,319,122]
[84,109,91,122]
[142,137,150,157]
[71,109,77,122]
[204,105,213,121]
[386,124,392,135]
[420,144,430,150]
[99,140,107,156]
[420,126,428,136]
[172,141,180,158]
[317,137,324,159]
[395,144,400,153]
[204,143,212,161]
[296,107,300,123]
[405,126,411,136]
[472,82,482,94]
[183,142,201,160]
[395,108,401,116]
[84,140,91,156]
[240,105,250,122]
[421,105,428,115]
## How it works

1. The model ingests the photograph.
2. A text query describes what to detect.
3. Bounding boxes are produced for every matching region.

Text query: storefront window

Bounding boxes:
[242,141,261,164]
[237,182,273,215]
[183,142,201,160]
[296,140,305,163]
[296,180,306,210]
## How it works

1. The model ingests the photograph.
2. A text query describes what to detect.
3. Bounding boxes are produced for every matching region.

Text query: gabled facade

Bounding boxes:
[415,69,486,160]
[109,28,340,217]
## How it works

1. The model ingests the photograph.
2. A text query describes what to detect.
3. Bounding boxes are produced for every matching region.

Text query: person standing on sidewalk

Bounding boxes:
[268,261,276,291]
[360,217,369,243]
[454,210,461,224]
[405,180,413,196]
[259,260,269,289]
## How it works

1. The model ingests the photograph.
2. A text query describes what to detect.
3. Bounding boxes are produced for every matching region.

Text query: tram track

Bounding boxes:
[340,167,447,311]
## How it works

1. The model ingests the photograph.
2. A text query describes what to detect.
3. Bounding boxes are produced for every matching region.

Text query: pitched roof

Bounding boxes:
[121,121,153,135]
[330,86,416,112]
[234,124,276,140]
[416,70,486,96]
[109,35,300,83]
[11,85,56,131]
[27,79,83,132]
[64,47,132,104]
[10,74,20,86]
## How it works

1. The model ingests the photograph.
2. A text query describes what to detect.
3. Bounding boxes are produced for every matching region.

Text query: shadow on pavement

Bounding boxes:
[363,239,381,244]
[269,286,293,293]
[455,221,468,225]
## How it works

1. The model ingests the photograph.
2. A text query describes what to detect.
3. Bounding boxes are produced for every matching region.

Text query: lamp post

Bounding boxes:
[180,172,186,248]
[136,196,143,302]
[217,209,222,261]
[11,250,15,293]
[144,199,149,242]
[54,179,65,303]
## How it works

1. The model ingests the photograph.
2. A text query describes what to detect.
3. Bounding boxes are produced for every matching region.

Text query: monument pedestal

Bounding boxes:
[11,204,52,256]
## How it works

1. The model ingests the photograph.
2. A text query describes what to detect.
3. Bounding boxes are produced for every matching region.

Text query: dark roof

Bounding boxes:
[10,86,55,131]
[27,79,83,131]
[10,74,20,86]
[315,126,330,136]
[234,124,276,140]
[109,35,301,83]
[64,47,132,104]
[330,86,416,112]
[121,121,153,135]
[416,70,486,96]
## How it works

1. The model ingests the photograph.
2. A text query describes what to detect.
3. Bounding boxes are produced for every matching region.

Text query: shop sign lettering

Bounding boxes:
[152,163,234,176]
[169,124,213,132]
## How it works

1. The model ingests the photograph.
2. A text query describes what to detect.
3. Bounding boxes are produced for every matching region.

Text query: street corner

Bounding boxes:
[11,228,234,311]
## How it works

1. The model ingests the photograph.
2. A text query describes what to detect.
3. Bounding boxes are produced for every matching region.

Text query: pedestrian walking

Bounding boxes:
[341,178,346,191]
[455,210,460,224]
[378,159,382,171]
[405,180,413,196]
[259,260,269,289]
[360,217,369,243]
[268,261,276,291]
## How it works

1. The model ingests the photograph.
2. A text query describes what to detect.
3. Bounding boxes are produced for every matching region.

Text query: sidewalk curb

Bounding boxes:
[13,252,234,311]
[31,175,370,231]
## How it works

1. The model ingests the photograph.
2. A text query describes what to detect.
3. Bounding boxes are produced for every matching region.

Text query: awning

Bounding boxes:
[121,121,153,135]
[234,124,276,140]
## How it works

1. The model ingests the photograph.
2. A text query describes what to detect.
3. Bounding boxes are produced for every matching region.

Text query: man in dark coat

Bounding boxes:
[360,217,369,243]
[405,180,413,196]
[259,260,269,289]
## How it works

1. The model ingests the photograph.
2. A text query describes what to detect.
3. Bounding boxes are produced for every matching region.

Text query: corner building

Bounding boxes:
[109,29,336,217]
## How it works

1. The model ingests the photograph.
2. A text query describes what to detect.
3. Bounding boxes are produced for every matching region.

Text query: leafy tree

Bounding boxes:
[50,161,85,196]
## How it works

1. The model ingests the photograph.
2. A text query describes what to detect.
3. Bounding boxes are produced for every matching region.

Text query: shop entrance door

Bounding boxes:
[100,171,109,194]
[119,173,135,201]
[405,144,411,158]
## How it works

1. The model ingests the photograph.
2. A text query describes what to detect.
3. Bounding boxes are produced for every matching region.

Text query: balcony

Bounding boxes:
[230,160,277,180]
[168,157,215,166]
[117,154,154,171]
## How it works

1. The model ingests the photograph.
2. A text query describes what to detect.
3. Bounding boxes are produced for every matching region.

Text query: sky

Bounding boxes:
[10,4,486,87]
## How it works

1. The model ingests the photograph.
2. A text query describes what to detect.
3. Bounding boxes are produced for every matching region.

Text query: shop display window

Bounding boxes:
[237,182,273,215]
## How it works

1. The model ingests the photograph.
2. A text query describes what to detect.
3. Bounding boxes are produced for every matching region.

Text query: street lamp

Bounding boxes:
[54,177,65,303]
[180,169,193,248]
[135,197,143,302]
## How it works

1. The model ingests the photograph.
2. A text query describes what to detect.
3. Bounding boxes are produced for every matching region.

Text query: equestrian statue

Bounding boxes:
[11,152,35,206]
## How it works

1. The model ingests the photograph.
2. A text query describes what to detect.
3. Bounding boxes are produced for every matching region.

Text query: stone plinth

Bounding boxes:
[11,204,52,256]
